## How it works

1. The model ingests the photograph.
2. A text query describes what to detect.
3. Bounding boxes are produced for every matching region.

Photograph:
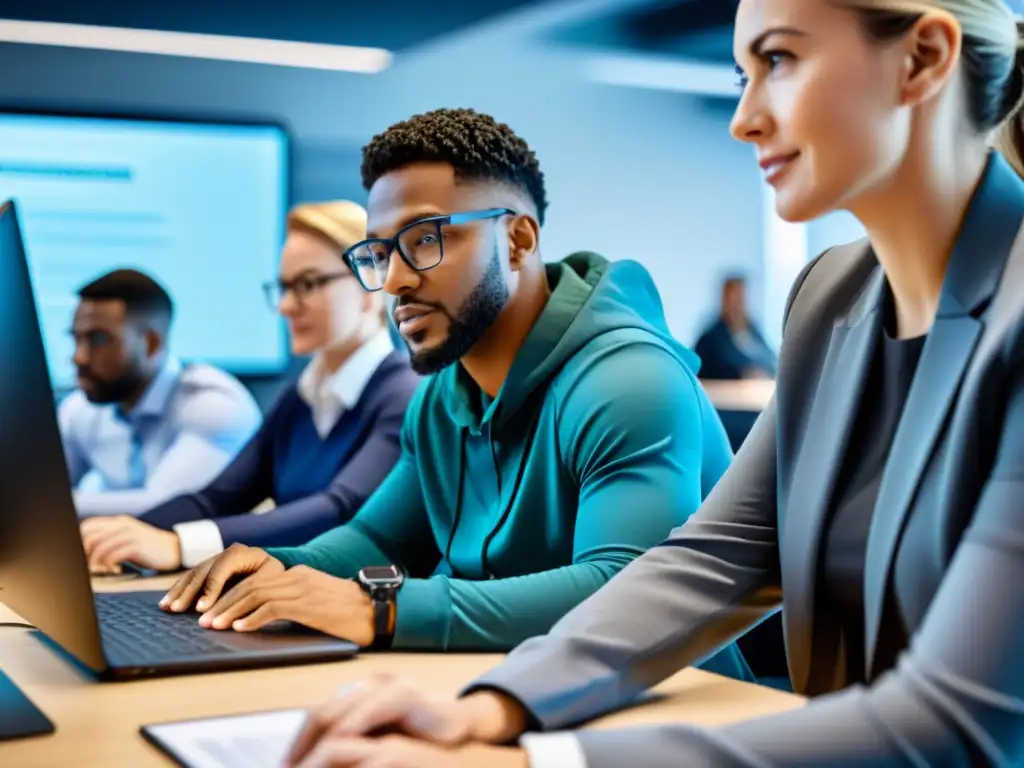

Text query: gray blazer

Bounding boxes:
[472,152,1024,766]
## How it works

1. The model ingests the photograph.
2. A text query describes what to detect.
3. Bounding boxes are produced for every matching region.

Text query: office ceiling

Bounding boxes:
[543,0,1024,64]
[0,0,547,51]
[612,0,734,60]
[542,0,735,63]
[6,0,1021,64]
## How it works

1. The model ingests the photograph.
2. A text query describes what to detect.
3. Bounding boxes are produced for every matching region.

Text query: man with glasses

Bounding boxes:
[160,109,749,683]
[58,268,261,519]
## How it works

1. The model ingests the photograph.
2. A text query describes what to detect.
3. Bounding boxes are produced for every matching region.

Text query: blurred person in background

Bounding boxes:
[59,268,261,519]
[81,201,418,574]
[158,108,750,684]
[694,274,776,379]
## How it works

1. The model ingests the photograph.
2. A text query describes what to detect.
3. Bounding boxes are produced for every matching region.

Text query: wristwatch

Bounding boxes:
[356,565,404,649]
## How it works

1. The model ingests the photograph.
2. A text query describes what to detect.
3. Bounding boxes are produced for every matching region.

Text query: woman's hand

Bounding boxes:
[80,515,182,573]
[286,676,530,765]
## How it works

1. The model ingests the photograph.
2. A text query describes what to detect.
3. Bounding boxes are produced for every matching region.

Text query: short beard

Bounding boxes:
[408,248,509,375]
[81,366,147,404]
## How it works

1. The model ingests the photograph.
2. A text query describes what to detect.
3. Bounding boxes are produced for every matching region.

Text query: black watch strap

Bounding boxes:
[369,588,395,650]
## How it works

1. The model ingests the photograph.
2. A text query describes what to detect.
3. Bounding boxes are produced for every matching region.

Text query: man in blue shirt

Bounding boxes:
[58,269,261,518]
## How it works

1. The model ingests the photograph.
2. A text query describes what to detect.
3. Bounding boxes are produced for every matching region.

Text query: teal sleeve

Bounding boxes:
[266,452,438,578]
[392,344,737,661]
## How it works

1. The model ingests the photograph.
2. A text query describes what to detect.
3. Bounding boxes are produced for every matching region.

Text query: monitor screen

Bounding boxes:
[0,112,289,389]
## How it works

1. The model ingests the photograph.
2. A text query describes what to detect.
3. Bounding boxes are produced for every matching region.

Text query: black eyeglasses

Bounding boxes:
[342,208,515,293]
[262,272,349,309]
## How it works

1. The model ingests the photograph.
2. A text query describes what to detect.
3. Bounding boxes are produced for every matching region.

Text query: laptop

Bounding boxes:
[0,200,359,680]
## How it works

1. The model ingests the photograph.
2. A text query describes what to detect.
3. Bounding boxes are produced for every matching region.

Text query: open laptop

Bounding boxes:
[0,200,359,680]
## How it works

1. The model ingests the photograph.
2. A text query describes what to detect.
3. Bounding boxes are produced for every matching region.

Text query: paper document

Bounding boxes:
[142,709,307,768]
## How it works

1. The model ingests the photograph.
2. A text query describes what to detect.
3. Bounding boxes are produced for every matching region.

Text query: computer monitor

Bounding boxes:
[0,199,107,672]
[0,110,290,389]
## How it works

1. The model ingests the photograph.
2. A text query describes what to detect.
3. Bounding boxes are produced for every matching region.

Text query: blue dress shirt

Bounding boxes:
[58,355,262,517]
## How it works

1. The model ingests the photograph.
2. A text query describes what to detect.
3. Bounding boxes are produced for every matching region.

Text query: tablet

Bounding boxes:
[0,668,54,741]
[141,708,306,768]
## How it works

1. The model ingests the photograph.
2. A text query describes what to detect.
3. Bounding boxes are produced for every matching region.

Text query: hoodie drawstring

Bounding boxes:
[443,428,468,571]
[443,411,543,580]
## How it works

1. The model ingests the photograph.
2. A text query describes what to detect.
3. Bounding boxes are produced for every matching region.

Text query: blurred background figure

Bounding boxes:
[58,269,261,519]
[79,201,418,574]
[694,274,776,381]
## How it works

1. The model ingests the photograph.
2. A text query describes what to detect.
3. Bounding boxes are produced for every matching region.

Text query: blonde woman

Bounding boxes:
[81,201,418,573]
[280,2,1024,767]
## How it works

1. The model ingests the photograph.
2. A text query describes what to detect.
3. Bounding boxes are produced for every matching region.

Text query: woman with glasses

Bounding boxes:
[80,201,419,574]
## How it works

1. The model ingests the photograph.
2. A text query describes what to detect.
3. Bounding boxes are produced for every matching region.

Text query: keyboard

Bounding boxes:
[95,591,245,661]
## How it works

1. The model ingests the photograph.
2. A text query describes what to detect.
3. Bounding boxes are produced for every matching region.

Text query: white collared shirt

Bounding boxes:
[296,330,395,439]
[173,330,394,567]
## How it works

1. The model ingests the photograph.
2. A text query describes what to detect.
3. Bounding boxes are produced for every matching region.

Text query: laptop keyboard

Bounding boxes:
[95,592,245,660]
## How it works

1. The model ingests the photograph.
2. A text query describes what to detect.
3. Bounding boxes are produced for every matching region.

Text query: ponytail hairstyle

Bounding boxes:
[991,18,1024,177]
[844,0,1024,178]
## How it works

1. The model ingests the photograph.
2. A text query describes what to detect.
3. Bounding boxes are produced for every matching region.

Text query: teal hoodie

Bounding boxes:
[268,253,751,682]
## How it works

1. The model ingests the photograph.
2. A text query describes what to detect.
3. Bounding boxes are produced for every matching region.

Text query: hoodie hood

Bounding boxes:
[441,252,699,431]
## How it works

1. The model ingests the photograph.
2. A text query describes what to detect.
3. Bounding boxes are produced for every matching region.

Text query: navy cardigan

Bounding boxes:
[141,351,420,548]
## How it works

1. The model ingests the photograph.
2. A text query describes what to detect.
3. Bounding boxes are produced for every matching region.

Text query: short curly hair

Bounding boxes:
[360,108,548,226]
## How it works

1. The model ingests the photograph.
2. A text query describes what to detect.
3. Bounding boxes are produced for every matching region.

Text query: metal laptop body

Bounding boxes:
[0,200,358,680]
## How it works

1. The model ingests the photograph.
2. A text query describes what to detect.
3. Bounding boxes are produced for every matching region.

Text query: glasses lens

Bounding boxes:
[347,244,387,291]
[398,221,443,270]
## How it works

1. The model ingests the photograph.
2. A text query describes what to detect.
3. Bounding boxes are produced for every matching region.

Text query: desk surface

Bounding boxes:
[0,576,802,766]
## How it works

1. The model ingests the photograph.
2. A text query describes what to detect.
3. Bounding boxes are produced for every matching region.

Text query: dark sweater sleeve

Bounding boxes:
[139,389,286,530]
[695,322,747,380]
[213,380,413,548]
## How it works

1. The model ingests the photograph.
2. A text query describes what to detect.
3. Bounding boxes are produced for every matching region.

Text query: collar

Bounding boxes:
[845,151,1024,327]
[938,151,1024,317]
[116,355,182,422]
[298,330,394,411]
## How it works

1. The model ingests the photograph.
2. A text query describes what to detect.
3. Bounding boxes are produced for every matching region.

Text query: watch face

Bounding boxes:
[362,565,401,583]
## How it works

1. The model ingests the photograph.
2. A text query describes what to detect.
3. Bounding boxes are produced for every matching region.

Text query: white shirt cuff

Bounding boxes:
[172,520,226,568]
[520,732,588,768]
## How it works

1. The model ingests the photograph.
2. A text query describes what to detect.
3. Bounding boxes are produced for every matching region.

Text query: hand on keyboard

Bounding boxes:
[200,564,375,646]
[160,544,284,614]
[160,545,380,647]
[81,515,182,573]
